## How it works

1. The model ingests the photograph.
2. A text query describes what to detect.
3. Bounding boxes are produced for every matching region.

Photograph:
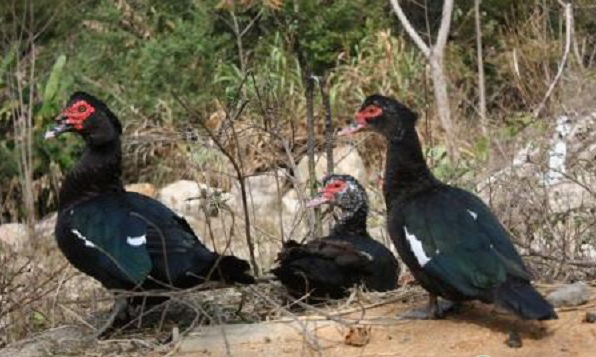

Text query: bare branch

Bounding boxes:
[474,0,488,137]
[533,1,573,118]
[434,0,454,55]
[389,0,458,159]
[239,9,263,38]
[172,89,260,276]
[305,75,322,237]
[388,0,430,57]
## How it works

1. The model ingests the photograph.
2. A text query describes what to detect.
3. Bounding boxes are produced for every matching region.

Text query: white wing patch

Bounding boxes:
[403,226,431,267]
[127,235,147,247]
[467,209,478,220]
[360,251,374,261]
[71,229,96,248]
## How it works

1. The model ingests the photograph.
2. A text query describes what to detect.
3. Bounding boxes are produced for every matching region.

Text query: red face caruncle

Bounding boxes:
[356,104,383,125]
[337,104,383,136]
[306,178,348,208]
[61,100,95,130]
[321,179,347,200]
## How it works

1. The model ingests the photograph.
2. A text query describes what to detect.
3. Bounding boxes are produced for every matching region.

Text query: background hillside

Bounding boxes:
[1,0,595,221]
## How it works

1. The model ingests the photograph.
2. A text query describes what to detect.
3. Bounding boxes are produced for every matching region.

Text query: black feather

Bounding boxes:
[493,277,558,320]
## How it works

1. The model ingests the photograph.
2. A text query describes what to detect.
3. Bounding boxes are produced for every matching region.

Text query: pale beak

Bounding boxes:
[337,122,367,136]
[306,195,331,208]
[44,114,71,139]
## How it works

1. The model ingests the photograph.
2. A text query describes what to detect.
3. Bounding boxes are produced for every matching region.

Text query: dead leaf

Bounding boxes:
[344,326,371,347]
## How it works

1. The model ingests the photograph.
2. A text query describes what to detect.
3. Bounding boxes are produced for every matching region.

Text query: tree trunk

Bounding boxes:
[305,77,322,237]
[474,0,488,138]
[389,0,458,160]
[429,56,458,161]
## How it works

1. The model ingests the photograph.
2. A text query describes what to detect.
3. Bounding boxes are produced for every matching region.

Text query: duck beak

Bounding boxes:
[306,195,330,208]
[306,186,334,208]
[44,114,71,139]
[338,122,367,136]
[338,111,369,136]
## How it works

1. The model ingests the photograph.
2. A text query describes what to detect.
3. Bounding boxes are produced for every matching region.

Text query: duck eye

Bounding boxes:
[78,105,87,113]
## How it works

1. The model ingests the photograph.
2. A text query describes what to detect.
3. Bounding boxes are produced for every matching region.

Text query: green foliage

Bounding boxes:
[276,0,392,74]
[0,46,16,87]
[39,54,67,118]
[215,32,303,108]
[330,30,425,119]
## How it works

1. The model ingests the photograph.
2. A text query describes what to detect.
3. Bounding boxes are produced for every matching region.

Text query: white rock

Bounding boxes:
[35,212,57,238]
[230,170,287,212]
[477,112,596,212]
[580,243,596,260]
[295,145,367,185]
[0,223,29,250]
[158,180,202,215]
[126,182,157,198]
[282,194,302,216]
[547,181,594,213]
[547,282,591,307]
[544,115,571,185]
[158,180,228,216]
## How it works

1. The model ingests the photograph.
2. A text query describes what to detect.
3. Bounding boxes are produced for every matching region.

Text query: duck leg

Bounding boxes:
[428,294,461,318]
[398,294,459,320]
[91,297,129,339]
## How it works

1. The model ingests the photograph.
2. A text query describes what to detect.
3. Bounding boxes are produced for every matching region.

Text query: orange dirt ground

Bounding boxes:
[175,297,596,357]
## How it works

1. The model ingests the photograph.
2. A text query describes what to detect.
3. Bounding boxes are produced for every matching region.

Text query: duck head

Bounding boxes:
[45,92,122,145]
[307,174,367,213]
[339,94,418,141]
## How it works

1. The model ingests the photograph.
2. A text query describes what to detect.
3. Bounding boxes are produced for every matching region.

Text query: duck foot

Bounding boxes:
[89,297,129,339]
[506,330,523,348]
[398,295,459,320]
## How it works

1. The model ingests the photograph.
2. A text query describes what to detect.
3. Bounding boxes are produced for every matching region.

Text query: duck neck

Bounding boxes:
[332,201,368,236]
[59,138,124,210]
[383,129,439,207]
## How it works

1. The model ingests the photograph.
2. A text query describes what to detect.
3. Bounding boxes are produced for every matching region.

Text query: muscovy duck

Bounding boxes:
[339,95,557,320]
[45,92,254,335]
[272,174,399,300]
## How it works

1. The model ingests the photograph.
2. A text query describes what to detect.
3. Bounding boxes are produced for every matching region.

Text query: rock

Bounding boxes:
[547,282,591,307]
[580,243,596,260]
[158,180,230,216]
[544,115,572,185]
[282,195,301,216]
[0,325,85,357]
[547,181,595,213]
[475,112,596,267]
[126,182,157,197]
[230,170,287,212]
[0,223,29,250]
[583,312,596,323]
[567,112,596,164]
[35,212,57,238]
[478,112,596,207]
[295,145,367,185]
[158,180,202,215]
[281,189,308,216]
